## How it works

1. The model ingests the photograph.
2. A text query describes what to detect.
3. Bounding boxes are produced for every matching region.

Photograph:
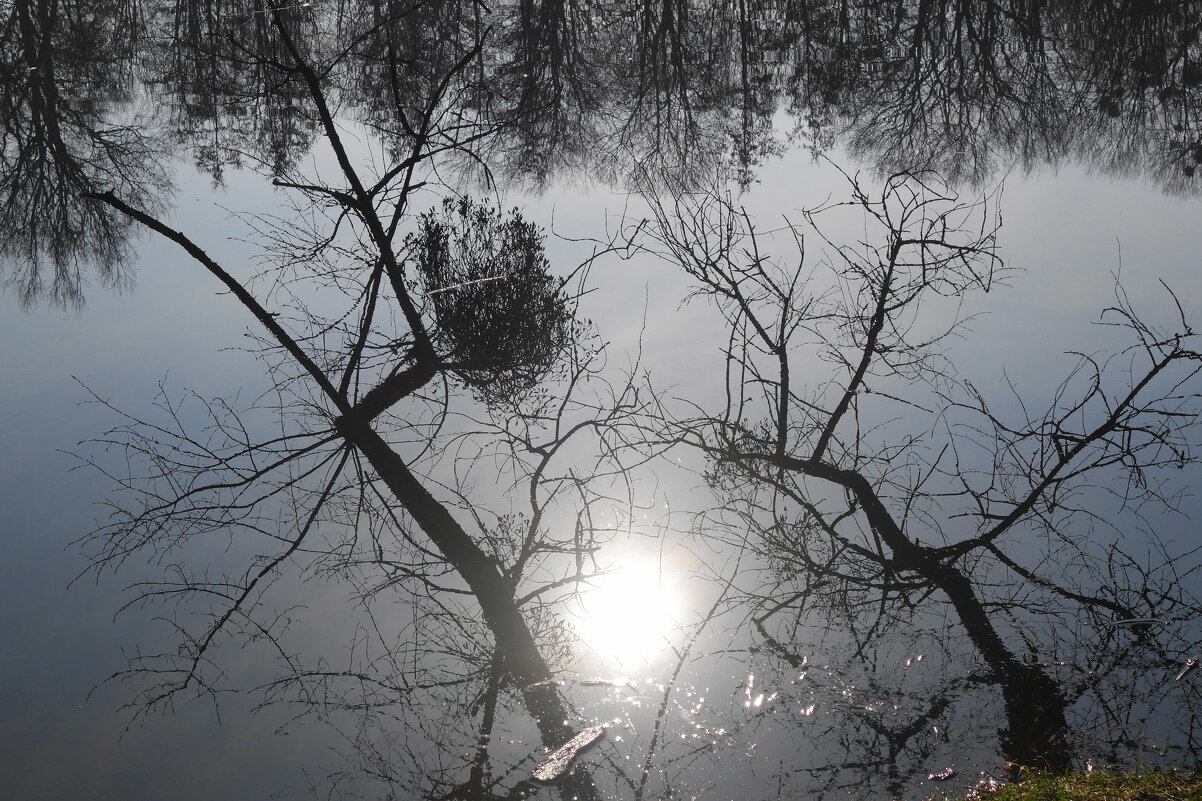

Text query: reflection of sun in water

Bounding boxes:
[572,549,683,670]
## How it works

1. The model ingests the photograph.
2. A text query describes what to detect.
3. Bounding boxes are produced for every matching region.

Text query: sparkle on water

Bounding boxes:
[572,548,683,670]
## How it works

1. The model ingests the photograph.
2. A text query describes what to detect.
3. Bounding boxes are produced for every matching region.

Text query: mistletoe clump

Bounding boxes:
[409,197,572,404]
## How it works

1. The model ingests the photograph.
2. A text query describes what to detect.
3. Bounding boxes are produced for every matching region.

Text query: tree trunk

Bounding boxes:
[336,412,602,799]
[927,562,1073,771]
[787,457,1074,770]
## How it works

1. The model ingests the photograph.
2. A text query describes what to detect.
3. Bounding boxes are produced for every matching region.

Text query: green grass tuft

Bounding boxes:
[957,770,1202,801]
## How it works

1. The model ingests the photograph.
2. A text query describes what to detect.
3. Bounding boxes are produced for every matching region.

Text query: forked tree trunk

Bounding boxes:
[789,457,1074,770]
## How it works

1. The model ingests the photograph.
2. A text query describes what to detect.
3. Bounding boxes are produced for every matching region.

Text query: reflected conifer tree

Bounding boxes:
[797,0,1202,191]
[485,0,604,183]
[154,0,319,182]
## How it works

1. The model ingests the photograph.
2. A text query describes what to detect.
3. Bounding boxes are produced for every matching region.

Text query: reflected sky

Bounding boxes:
[6,143,1202,801]
[5,2,1202,798]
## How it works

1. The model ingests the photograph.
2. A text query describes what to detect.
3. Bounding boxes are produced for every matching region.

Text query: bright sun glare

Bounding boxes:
[571,549,684,670]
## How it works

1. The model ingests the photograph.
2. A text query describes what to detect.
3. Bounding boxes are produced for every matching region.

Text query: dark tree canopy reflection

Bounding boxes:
[0,0,166,307]
[156,0,320,181]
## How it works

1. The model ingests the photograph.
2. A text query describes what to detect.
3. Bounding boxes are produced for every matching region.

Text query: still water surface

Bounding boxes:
[3,1,1202,799]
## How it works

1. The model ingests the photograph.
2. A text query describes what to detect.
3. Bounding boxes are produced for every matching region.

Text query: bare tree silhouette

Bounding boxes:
[634,167,1202,774]
[74,4,656,798]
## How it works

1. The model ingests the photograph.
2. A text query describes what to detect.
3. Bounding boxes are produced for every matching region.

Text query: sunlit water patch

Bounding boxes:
[569,547,685,671]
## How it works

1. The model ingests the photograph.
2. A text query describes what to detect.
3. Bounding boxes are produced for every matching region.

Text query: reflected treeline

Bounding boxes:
[12,0,1202,193]
[345,0,1202,189]
[830,0,1202,188]
[7,0,1202,304]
